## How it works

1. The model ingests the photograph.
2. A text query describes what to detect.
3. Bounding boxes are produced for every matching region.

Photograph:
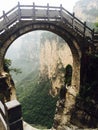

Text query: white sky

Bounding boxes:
[0,0,79,16]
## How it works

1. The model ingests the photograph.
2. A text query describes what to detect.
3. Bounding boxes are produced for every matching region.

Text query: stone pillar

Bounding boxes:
[5,100,23,130]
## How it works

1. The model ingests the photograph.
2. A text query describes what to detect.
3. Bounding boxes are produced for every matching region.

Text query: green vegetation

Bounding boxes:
[16,70,58,129]
[4,59,21,74]
[3,59,11,72]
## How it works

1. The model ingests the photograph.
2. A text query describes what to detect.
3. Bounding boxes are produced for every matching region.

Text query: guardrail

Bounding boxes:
[0,2,95,42]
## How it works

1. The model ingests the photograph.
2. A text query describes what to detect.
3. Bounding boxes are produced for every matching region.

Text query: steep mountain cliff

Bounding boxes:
[73,0,98,29]
[40,32,72,96]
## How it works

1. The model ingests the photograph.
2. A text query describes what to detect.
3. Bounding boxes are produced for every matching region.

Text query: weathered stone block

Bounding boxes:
[5,100,22,123]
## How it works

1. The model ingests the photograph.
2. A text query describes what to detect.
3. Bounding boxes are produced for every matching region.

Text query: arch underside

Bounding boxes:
[0,20,81,92]
[0,21,82,61]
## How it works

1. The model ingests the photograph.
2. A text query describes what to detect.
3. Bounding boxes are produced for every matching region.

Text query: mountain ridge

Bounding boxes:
[73,0,98,29]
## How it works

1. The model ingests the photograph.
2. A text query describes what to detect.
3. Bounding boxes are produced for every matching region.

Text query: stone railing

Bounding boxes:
[0,2,94,41]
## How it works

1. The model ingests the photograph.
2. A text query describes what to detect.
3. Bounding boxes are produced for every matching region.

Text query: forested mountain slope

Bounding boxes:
[17,69,58,129]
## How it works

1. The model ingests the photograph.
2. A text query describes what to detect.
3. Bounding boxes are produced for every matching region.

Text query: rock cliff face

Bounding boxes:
[40,32,74,129]
[0,72,16,102]
[73,0,98,27]
[40,32,73,96]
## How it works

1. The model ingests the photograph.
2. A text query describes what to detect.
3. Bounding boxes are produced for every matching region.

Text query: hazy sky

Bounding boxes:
[0,0,79,15]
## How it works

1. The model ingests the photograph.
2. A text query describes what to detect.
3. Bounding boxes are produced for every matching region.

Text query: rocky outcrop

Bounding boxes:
[40,33,73,97]
[0,72,16,102]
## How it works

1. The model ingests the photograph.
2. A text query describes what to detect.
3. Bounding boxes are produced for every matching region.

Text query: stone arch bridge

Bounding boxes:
[0,2,98,130]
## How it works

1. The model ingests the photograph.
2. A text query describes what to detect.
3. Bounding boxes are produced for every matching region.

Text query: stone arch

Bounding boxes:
[0,22,81,92]
[0,21,82,127]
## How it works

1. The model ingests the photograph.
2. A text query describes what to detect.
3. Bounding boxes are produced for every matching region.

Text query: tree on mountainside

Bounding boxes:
[4,58,21,74]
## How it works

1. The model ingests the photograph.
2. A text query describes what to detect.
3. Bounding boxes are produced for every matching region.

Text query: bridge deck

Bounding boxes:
[0,2,95,43]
